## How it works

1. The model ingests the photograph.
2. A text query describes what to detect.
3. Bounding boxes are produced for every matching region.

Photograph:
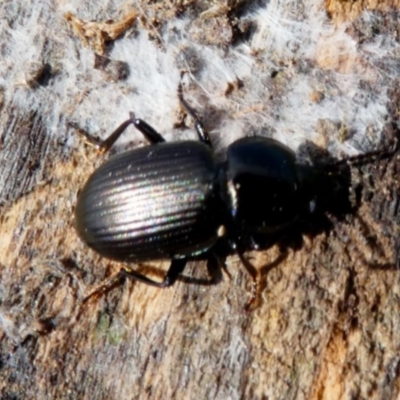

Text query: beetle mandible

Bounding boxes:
[74,84,395,307]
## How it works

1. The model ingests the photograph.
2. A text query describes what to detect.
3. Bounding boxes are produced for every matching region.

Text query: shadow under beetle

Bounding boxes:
[74,85,397,308]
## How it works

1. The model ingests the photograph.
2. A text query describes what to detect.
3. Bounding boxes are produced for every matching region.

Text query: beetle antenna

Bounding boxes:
[329,138,398,168]
[178,78,213,147]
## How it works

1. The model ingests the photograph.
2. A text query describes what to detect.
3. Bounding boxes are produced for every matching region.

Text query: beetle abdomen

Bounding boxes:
[75,141,221,261]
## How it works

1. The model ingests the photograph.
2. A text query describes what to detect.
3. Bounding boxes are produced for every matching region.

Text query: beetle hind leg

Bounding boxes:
[99,113,166,153]
[79,270,125,308]
[120,258,187,288]
[130,114,166,145]
[79,259,187,309]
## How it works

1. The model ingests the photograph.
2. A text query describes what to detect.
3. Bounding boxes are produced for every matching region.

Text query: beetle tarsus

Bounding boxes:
[79,270,125,312]
[99,117,137,153]
[69,121,104,149]
[237,252,261,311]
[244,277,260,312]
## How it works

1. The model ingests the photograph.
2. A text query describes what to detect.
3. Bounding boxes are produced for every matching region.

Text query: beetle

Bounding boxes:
[75,85,397,307]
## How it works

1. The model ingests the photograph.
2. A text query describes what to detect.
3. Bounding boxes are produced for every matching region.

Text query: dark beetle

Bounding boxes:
[74,87,391,305]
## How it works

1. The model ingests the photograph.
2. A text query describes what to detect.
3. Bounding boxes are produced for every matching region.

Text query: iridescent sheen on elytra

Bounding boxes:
[75,141,223,261]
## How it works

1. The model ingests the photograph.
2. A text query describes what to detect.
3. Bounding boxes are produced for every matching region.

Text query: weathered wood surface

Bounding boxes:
[1,1,400,399]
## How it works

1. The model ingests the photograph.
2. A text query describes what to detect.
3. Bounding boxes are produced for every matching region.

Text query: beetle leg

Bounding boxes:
[68,122,104,148]
[120,258,187,287]
[327,137,398,169]
[178,82,212,147]
[99,114,166,153]
[237,252,260,311]
[212,254,232,280]
[130,115,166,145]
[79,270,125,307]
[99,117,136,153]
[79,259,187,309]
